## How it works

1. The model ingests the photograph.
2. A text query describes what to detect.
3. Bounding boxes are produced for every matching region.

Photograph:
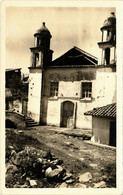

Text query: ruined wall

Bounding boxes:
[6,111,26,129]
[6,99,22,113]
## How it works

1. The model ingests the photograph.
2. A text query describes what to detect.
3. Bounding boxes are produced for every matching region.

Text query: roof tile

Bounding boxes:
[84,103,116,118]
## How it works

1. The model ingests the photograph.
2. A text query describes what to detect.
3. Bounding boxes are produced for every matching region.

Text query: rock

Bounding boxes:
[6,163,18,174]
[11,152,21,166]
[93,177,102,183]
[8,145,14,150]
[63,173,72,181]
[89,163,98,168]
[74,183,86,188]
[65,142,73,146]
[65,179,74,184]
[45,165,64,179]
[36,180,43,188]
[20,183,29,188]
[37,158,43,164]
[93,181,106,188]
[79,172,92,183]
[6,173,14,184]
[102,175,108,180]
[29,180,37,187]
[69,149,74,152]
[13,184,22,188]
[26,177,31,181]
[45,167,52,177]
[59,182,68,188]
[80,158,84,161]
[51,159,63,167]
[11,150,16,157]
[93,172,102,177]
[6,164,14,173]
[18,130,23,133]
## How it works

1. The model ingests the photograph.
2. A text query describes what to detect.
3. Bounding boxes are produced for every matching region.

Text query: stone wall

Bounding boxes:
[6,111,26,129]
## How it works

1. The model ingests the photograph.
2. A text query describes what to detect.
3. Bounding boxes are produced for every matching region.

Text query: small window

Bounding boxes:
[35,53,39,61]
[50,82,59,97]
[81,82,92,99]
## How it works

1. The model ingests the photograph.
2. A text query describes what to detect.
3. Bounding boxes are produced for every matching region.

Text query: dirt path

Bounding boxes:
[21,126,116,187]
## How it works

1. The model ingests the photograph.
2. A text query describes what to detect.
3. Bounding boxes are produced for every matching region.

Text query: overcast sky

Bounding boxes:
[6,6,115,73]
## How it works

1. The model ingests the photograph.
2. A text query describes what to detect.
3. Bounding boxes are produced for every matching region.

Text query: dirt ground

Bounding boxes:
[6,126,116,188]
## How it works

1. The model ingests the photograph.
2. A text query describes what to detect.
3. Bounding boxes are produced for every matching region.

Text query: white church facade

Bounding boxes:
[27,12,116,129]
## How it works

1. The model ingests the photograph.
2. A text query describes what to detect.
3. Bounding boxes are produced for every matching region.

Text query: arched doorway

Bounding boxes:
[61,101,74,127]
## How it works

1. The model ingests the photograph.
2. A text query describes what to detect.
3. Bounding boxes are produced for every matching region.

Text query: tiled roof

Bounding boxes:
[84,103,116,118]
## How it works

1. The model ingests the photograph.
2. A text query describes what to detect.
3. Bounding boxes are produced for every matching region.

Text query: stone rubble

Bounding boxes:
[6,145,108,188]
[29,180,37,187]
[79,172,92,183]
[74,183,87,188]
[59,182,68,188]
[93,181,106,188]
[6,146,72,188]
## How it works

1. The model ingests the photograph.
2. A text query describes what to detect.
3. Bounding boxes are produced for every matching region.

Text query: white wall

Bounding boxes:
[92,116,111,145]
[95,68,116,107]
[42,66,116,129]
[28,69,42,122]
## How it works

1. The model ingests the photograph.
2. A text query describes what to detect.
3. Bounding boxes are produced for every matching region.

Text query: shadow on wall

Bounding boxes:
[6,119,17,129]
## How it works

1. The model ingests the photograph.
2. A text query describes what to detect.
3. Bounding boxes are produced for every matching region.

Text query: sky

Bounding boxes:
[6,6,116,73]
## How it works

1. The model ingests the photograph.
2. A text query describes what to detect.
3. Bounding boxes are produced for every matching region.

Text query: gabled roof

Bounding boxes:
[50,46,98,68]
[84,103,116,118]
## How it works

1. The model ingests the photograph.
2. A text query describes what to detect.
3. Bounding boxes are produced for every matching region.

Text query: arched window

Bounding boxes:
[35,53,39,61]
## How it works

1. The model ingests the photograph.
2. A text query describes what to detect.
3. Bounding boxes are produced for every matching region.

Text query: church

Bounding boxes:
[27,12,116,129]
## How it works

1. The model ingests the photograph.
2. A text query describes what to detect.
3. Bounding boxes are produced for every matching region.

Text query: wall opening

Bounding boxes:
[6,119,17,129]
[109,121,116,147]
[61,101,74,127]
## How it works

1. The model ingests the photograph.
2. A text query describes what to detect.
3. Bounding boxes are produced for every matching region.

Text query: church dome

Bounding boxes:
[101,12,116,31]
[34,22,51,37]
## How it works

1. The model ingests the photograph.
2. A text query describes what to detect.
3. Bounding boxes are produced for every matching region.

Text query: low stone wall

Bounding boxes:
[6,111,26,129]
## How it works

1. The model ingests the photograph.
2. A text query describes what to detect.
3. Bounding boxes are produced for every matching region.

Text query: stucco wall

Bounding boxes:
[41,67,116,129]
[27,65,116,129]
[28,69,42,122]
[41,68,96,129]
[95,67,116,107]
[92,117,112,145]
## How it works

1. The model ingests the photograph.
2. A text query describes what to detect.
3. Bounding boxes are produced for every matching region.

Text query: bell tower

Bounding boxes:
[27,23,53,123]
[30,22,53,68]
[98,12,116,65]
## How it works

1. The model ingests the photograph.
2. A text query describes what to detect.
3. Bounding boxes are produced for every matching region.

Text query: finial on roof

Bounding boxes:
[111,12,115,16]
[43,22,45,26]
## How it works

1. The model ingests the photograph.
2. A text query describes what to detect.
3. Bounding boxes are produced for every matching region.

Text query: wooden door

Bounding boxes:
[61,101,74,127]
